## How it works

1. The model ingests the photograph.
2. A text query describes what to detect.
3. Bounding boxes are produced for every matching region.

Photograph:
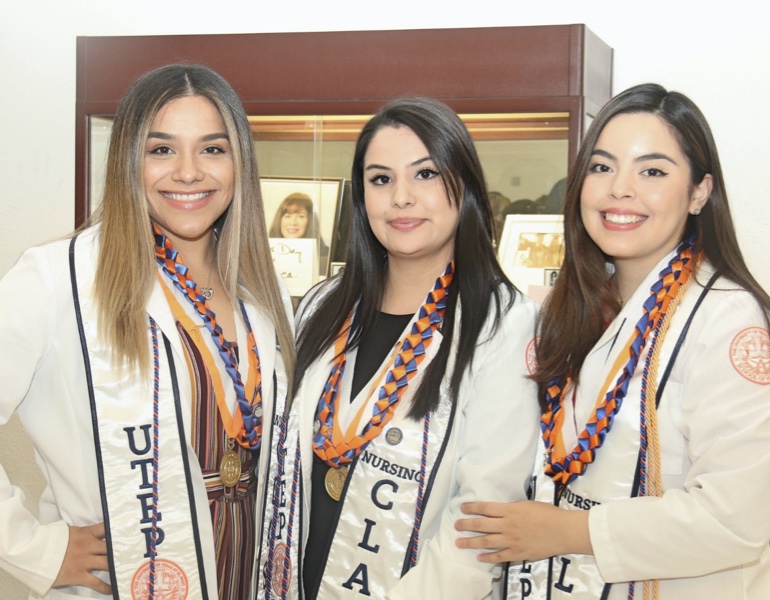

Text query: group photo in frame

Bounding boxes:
[497,214,565,303]
[260,177,345,298]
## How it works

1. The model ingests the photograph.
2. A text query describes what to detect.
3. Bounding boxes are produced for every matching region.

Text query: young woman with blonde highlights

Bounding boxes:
[456,83,770,599]
[0,64,294,599]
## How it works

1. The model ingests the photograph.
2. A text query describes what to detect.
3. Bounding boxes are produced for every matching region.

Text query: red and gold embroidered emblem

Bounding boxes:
[131,559,189,600]
[271,541,292,593]
[526,336,538,375]
[730,327,770,385]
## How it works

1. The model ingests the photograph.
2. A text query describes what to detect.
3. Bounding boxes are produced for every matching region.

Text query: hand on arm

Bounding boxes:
[454,500,592,563]
[53,523,111,595]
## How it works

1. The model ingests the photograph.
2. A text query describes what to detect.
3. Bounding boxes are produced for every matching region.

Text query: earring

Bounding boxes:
[692,207,701,216]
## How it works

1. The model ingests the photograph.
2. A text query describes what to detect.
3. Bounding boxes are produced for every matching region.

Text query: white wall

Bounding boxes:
[1,1,768,596]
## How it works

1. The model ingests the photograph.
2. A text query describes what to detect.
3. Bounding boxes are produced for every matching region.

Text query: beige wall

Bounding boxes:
[1,1,768,597]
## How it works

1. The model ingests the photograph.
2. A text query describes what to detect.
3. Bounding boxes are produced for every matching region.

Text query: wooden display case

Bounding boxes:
[75,25,612,226]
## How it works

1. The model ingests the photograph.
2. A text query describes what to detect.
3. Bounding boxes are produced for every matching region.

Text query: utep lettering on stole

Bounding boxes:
[125,424,164,557]
[273,473,288,542]
[519,557,576,597]
[518,491,601,597]
[342,450,419,596]
[272,411,288,543]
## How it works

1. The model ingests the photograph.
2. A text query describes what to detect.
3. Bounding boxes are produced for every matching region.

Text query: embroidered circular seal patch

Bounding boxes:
[730,327,770,385]
[526,336,538,375]
[131,559,189,600]
[271,541,292,593]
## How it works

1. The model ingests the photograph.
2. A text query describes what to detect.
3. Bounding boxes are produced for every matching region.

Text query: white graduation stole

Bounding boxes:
[258,411,302,600]
[506,278,704,600]
[505,451,623,599]
[315,393,453,599]
[71,232,217,599]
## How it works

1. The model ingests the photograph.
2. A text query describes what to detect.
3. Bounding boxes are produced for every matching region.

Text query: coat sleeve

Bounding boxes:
[0,247,70,595]
[590,288,770,582]
[388,292,541,600]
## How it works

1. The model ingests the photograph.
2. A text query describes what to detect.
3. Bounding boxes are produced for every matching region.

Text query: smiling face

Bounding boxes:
[363,126,459,267]
[280,205,309,238]
[580,112,711,281]
[143,95,235,249]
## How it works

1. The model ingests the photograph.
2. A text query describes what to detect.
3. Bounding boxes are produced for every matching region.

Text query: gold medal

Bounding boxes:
[219,439,242,488]
[324,465,348,501]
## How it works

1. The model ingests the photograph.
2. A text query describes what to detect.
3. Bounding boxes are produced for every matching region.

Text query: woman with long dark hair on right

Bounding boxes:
[456,83,770,599]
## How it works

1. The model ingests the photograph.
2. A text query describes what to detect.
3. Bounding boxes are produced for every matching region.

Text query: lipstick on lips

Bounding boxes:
[161,190,214,209]
[389,217,425,232]
[601,209,647,230]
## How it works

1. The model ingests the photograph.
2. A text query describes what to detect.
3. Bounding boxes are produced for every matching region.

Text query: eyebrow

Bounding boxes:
[591,148,679,166]
[365,156,434,171]
[147,132,229,142]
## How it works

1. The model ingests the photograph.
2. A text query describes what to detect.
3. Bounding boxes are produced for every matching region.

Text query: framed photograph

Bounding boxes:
[269,238,318,298]
[498,214,564,301]
[329,262,346,277]
[329,180,353,269]
[261,177,345,291]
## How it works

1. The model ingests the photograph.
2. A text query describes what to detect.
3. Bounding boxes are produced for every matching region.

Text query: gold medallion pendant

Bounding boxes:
[324,465,349,501]
[219,439,242,488]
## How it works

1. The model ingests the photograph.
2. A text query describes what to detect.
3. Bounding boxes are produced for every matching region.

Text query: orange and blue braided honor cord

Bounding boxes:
[541,239,696,488]
[311,262,454,467]
[153,225,264,450]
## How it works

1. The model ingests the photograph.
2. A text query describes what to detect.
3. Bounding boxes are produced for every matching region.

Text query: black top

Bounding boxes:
[303,312,413,599]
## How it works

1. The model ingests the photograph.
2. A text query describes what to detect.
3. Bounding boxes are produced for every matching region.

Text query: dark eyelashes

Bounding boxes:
[369,174,390,185]
[145,145,228,155]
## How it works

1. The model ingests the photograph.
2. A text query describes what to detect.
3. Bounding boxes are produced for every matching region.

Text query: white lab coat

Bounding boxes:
[288,281,541,600]
[508,255,770,599]
[0,227,291,598]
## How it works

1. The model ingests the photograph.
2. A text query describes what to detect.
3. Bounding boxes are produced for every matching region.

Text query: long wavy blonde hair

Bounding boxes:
[92,64,295,390]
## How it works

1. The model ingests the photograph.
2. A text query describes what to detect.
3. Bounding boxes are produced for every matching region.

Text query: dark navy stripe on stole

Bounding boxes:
[69,235,120,599]
[546,556,554,600]
[255,368,279,594]
[502,561,510,594]
[298,477,306,600]
[631,271,718,498]
[306,456,359,599]
[165,333,209,599]
[400,397,459,576]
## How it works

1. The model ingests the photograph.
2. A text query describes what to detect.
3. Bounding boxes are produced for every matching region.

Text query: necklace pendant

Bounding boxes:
[220,440,242,488]
[324,465,349,501]
[200,286,214,300]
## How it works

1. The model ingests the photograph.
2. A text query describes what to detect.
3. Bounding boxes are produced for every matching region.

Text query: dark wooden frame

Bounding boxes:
[75,25,612,226]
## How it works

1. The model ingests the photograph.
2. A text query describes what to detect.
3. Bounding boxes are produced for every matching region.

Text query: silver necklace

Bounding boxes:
[201,250,216,299]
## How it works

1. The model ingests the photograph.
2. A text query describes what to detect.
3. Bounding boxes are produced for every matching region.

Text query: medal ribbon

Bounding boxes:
[541,240,697,486]
[153,225,264,450]
[157,275,258,442]
[632,267,687,600]
[148,316,160,598]
[265,415,300,600]
[312,262,454,467]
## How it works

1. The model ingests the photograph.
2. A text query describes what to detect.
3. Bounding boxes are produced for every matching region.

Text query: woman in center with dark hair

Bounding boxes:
[261,97,540,599]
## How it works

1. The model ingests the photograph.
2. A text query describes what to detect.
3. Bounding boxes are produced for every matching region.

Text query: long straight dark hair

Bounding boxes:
[533,83,770,411]
[295,97,517,417]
